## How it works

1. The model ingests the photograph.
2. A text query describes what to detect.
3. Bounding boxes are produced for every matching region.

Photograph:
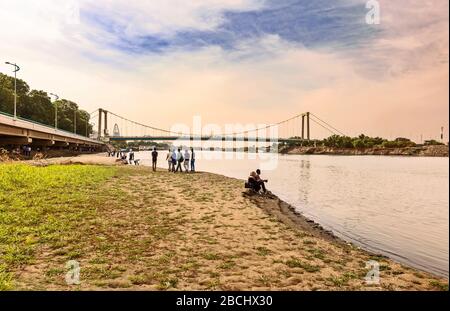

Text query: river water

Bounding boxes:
[137,151,449,277]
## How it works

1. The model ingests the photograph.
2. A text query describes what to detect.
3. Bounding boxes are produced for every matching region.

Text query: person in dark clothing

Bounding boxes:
[151,147,158,172]
[128,149,135,164]
[190,147,196,172]
[175,148,184,172]
[255,169,268,193]
[247,171,261,192]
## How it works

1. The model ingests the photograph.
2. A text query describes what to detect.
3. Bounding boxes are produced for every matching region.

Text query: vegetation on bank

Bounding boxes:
[111,141,171,151]
[0,163,447,291]
[281,134,446,150]
[0,73,92,136]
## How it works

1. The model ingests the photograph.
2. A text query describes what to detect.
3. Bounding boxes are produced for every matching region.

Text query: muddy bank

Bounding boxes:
[282,145,448,157]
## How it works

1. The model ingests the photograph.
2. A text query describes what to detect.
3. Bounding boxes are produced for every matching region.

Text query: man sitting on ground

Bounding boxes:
[255,169,268,193]
[247,171,261,193]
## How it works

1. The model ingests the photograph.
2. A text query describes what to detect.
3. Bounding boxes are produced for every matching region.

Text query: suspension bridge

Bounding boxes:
[91,109,345,145]
[1,107,344,149]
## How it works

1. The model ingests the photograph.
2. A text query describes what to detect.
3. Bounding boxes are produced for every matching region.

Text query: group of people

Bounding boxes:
[110,149,140,165]
[110,147,196,173]
[166,148,196,173]
[22,145,32,157]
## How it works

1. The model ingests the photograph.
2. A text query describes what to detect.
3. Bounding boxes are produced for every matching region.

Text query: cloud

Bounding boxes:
[0,0,448,141]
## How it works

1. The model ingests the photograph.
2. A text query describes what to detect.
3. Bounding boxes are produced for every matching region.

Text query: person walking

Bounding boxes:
[151,147,158,172]
[175,148,184,172]
[166,149,173,172]
[190,147,196,172]
[183,149,190,172]
[128,149,134,165]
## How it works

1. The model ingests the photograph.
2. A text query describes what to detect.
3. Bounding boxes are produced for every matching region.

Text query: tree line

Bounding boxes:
[284,134,444,149]
[0,73,92,136]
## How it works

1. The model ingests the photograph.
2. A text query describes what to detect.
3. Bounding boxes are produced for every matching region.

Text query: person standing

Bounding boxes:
[166,149,173,172]
[190,147,196,172]
[151,147,158,172]
[183,149,190,172]
[171,148,177,172]
[175,148,184,172]
[128,149,134,165]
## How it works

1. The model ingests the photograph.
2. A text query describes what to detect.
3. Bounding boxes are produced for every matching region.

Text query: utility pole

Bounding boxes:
[49,93,59,129]
[5,62,20,119]
[74,109,77,134]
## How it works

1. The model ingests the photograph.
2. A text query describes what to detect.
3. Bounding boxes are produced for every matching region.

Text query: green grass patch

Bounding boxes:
[0,163,117,290]
[285,258,320,273]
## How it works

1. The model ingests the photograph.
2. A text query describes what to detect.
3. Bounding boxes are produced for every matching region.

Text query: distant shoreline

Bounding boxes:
[280,145,449,157]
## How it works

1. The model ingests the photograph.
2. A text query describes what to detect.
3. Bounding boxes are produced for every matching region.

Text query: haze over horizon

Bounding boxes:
[0,0,448,141]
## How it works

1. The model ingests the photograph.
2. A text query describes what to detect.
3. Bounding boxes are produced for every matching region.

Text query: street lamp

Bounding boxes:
[5,62,20,119]
[84,117,89,137]
[74,109,77,134]
[49,93,59,129]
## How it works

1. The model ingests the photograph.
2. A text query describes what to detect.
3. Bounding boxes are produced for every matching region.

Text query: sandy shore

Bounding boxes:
[2,155,448,291]
[23,153,121,166]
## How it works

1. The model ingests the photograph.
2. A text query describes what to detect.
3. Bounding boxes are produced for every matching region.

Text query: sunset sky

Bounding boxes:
[0,0,448,141]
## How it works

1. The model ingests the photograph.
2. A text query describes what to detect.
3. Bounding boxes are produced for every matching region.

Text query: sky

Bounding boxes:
[0,0,448,141]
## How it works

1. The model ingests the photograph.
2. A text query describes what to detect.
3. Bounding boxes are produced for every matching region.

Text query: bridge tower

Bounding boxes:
[301,112,310,140]
[98,108,103,140]
[96,108,110,140]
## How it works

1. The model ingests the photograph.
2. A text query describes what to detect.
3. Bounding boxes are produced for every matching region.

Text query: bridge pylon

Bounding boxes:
[97,108,110,140]
[301,112,310,140]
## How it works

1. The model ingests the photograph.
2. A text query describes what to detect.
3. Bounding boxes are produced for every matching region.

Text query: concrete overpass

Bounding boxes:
[0,112,104,149]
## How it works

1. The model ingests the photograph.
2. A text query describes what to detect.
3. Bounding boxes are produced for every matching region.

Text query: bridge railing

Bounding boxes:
[0,110,99,143]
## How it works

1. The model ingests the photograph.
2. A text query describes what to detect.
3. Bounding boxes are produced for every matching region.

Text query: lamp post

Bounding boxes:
[5,62,20,119]
[74,109,77,134]
[49,93,59,129]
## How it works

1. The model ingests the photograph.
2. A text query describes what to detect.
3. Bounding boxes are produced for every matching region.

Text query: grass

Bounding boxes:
[285,258,321,273]
[429,280,449,291]
[0,163,116,290]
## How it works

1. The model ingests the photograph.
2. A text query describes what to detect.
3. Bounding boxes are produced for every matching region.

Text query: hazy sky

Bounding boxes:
[0,0,448,140]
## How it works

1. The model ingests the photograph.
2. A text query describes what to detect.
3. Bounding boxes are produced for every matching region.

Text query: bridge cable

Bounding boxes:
[310,113,346,136]
[309,118,338,136]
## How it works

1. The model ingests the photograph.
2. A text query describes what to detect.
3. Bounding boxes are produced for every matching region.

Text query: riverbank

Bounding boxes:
[0,159,448,290]
[281,145,449,157]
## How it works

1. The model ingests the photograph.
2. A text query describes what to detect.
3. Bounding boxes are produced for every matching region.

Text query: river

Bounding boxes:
[136,150,449,277]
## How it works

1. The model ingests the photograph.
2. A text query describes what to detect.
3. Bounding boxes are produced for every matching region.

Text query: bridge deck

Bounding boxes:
[109,136,303,143]
[0,112,103,147]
